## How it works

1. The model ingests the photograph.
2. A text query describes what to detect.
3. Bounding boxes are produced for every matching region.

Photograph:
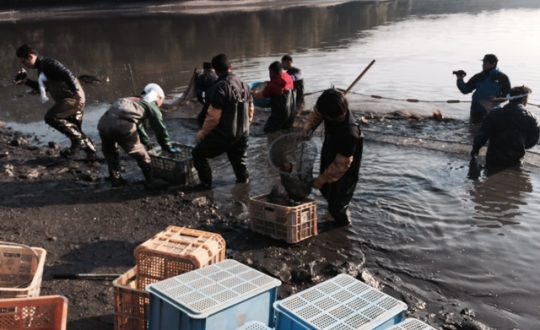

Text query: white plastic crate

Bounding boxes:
[236,321,273,329]
[148,259,281,330]
[387,318,437,330]
[274,274,407,330]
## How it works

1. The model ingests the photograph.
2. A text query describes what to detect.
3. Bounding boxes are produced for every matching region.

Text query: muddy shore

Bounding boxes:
[0,116,495,330]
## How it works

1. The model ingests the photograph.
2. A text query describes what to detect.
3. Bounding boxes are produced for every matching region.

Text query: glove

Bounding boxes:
[14,69,28,85]
[165,146,180,154]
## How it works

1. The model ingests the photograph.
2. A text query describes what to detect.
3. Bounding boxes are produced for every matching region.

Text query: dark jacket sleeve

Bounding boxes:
[499,73,511,97]
[24,79,39,92]
[145,102,172,149]
[472,115,493,155]
[195,75,205,104]
[524,111,540,149]
[457,73,483,94]
[41,58,79,94]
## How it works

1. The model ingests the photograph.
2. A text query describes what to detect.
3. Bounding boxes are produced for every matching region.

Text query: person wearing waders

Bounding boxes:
[455,54,511,124]
[252,61,294,133]
[470,86,539,175]
[15,44,96,159]
[281,54,304,110]
[192,54,254,190]
[195,62,218,127]
[97,83,179,187]
[303,89,363,226]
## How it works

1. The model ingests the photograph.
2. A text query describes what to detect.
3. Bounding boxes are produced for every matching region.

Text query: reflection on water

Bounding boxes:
[470,168,532,226]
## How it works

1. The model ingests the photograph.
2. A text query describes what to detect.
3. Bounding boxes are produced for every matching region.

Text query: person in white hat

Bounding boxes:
[97,83,178,187]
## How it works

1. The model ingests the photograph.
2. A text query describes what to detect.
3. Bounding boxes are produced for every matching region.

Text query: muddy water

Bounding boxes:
[2,0,540,328]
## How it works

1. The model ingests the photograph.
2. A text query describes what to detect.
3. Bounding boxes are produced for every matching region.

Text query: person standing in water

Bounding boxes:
[455,54,511,124]
[303,89,363,226]
[471,85,539,174]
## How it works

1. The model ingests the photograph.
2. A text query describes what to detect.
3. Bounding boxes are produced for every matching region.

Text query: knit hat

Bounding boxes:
[142,83,165,103]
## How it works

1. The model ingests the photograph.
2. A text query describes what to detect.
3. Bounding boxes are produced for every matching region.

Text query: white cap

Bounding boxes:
[142,83,165,103]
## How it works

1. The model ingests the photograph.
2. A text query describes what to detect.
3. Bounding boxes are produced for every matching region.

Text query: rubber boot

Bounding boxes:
[83,137,97,161]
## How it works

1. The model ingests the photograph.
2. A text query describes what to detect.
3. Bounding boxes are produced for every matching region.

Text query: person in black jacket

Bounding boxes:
[192,54,254,190]
[15,44,96,159]
[471,85,539,174]
[195,62,218,127]
[282,54,304,109]
[303,89,363,226]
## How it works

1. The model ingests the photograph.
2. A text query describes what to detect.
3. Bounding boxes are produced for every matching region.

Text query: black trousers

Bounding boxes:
[192,134,249,185]
[470,102,487,124]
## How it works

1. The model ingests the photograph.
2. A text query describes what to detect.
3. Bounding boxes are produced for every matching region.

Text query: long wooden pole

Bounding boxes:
[344,59,376,95]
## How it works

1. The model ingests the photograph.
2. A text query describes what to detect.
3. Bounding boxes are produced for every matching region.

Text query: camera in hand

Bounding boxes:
[452,70,467,77]
[14,69,28,84]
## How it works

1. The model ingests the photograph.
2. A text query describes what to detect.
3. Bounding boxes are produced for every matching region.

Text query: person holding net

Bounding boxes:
[303,89,363,226]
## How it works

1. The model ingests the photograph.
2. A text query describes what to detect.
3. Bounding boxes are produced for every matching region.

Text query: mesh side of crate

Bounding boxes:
[0,295,67,330]
[387,318,437,330]
[249,195,318,243]
[113,267,149,330]
[0,247,47,298]
[236,321,272,330]
[149,145,199,185]
[275,274,407,330]
[135,226,226,288]
[148,260,281,317]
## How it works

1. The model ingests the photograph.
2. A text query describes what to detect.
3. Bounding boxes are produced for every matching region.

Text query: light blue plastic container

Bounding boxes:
[248,82,271,108]
[387,318,437,330]
[148,260,281,330]
[273,274,407,330]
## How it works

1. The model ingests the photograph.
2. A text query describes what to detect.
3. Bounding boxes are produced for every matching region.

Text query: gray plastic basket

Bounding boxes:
[387,318,437,330]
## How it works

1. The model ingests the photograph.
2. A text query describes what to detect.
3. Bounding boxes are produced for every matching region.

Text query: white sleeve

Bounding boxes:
[38,73,49,103]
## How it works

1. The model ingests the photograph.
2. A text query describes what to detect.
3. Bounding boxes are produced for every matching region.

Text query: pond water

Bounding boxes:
[1,0,540,328]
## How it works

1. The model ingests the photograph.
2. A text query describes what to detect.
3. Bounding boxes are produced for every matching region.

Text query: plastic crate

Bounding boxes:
[0,244,47,298]
[0,295,68,330]
[274,274,407,330]
[387,318,437,330]
[113,266,150,330]
[149,144,199,185]
[135,226,226,289]
[249,195,318,244]
[148,259,281,330]
[236,321,273,329]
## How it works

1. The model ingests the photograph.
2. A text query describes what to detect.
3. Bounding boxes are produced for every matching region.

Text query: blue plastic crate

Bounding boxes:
[387,318,436,330]
[148,259,281,330]
[274,274,407,330]
[237,321,274,329]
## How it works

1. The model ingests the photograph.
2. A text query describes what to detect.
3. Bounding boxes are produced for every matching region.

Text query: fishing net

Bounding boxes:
[268,133,318,200]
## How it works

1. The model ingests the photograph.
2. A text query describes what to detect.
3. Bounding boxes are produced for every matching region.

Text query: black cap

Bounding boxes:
[482,54,498,64]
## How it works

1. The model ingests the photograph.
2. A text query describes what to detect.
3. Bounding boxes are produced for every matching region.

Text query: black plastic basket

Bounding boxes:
[149,145,199,186]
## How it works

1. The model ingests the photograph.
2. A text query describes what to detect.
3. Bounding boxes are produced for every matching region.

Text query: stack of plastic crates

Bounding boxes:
[149,144,199,186]
[273,274,407,329]
[0,295,68,330]
[0,243,47,298]
[249,195,318,244]
[113,227,226,330]
[387,318,437,330]
[147,259,281,330]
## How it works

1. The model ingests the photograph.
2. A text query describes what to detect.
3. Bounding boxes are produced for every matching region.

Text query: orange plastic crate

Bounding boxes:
[0,295,68,330]
[134,226,226,289]
[0,245,46,298]
[249,194,318,244]
[113,267,149,330]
